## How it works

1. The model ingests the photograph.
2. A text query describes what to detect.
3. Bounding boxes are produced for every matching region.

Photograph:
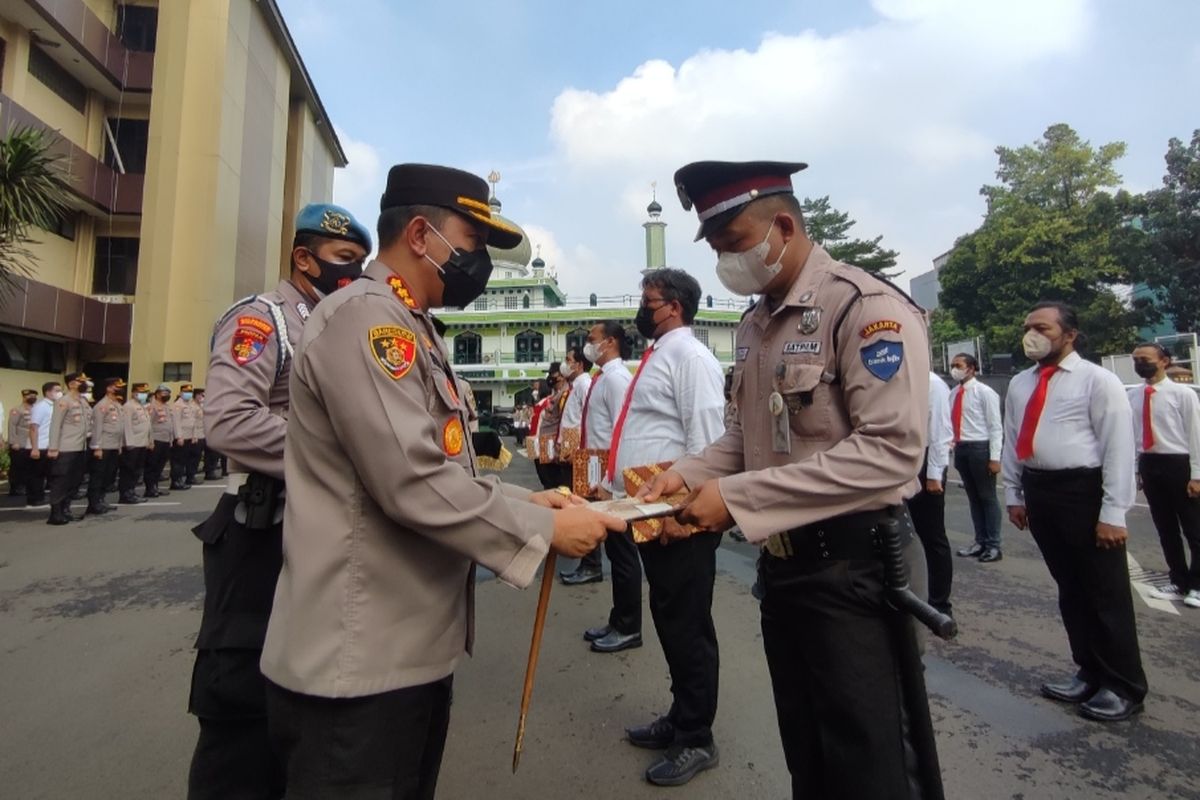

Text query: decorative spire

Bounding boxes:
[488,170,502,211]
[647,180,663,218]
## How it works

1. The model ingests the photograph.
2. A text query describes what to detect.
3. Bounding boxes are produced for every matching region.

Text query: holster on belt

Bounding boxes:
[236,471,283,531]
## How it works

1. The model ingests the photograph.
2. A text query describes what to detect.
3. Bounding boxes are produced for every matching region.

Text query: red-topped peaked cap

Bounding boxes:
[673,160,807,241]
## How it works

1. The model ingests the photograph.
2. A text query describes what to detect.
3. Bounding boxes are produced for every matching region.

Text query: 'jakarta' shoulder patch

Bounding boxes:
[369,325,417,380]
[861,340,904,382]
[860,319,901,338]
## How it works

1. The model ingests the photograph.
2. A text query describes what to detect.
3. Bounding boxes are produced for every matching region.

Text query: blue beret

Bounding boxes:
[294,203,372,251]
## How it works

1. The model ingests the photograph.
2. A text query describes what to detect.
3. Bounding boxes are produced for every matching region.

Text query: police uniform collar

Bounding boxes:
[277,278,310,310]
[771,245,835,316]
[363,260,428,315]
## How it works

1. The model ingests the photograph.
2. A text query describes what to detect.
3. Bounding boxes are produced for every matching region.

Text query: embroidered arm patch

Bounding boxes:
[370,325,417,380]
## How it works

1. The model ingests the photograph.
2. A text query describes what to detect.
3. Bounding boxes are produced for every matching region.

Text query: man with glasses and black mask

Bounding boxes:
[260,164,623,798]
[185,203,372,800]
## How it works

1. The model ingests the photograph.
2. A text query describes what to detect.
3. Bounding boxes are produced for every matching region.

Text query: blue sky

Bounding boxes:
[278,0,1200,302]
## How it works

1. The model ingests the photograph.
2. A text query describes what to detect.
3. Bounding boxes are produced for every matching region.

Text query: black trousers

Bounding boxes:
[955,441,1002,548]
[118,447,148,496]
[145,441,170,490]
[1139,453,1200,592]
[25,452,48,504]
[907,451,952,615]
[188,702,284,800]
[88,449,119,507]
[1022,467,1148,702]
[48,451,86,508]
[604,528,643,634]
[760,535,933,800]
[173,440,201,483]
[267,677,453,800]
[8,447,28,493]
[637,530,721,747]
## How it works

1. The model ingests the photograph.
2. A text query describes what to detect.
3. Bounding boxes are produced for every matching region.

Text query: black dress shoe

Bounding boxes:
[1041,676,1098,704]
[188,476,202,485]
[957,543,984,557]
[1079,688,1143,722]
[47,513,70,526]
[85,504,112,516]
[560,568,603,586]
[144,488,161,498]
[592,630,642,653]
[170,480,190,491]
[584,625,612,642]
[645,743,719,786]
[204,472,221,481]
[119,494,145,505]
[626,717,675,750]
[978,547,1003,563]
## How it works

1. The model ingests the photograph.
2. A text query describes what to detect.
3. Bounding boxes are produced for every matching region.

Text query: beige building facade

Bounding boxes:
[0,0,345,416]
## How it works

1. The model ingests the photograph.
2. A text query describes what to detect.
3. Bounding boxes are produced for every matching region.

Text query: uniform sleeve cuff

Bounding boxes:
[1004,487,1024,507]
[494,509,554,589]
[1099,505,1127,528]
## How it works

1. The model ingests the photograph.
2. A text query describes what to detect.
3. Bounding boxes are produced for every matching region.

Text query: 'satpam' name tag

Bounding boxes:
[783,341,821,355]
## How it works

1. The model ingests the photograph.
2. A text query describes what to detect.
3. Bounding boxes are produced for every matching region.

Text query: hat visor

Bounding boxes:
[461,209,523,249]
[693,204,749,242]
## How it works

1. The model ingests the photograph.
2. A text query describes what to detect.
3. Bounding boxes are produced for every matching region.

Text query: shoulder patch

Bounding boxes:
[736,346,749,362]
[236,316,274,335]
[860,319,902,338]
[861,340,904,382]
[231,325,271,366]
[369,325,417,380]
[443,417,465,456]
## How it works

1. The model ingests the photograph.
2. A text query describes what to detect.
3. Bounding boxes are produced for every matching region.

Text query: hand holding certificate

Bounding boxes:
[587,498,679,523]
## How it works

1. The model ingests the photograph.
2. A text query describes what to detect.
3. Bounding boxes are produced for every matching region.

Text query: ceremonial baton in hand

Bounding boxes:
[512,548,556,773]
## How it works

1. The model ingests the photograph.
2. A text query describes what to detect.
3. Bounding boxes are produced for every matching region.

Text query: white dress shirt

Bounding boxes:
[1128,377,1200,479]
[926,372,953,479]
[582,359,633,492]
[1001,351,1136,527]
[612,327,725,496]
[950,377,1003,460]
[30,397,53,449]
[560,371,592,433]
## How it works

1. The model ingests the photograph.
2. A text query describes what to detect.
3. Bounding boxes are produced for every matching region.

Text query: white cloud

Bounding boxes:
[332,126,383,248]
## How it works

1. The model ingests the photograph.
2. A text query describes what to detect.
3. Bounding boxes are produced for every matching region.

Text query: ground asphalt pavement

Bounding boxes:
[0,441,1197,799]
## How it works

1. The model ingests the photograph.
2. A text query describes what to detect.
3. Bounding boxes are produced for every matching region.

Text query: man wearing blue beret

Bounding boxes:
[186,203,371,799]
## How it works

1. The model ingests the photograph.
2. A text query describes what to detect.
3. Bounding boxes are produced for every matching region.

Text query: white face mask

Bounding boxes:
[949,367,969,383]
[49,390,63,401]
[135,392,149,404]
[1023,330,1054,361]
[715,220,788,296]
[583,341,602,364]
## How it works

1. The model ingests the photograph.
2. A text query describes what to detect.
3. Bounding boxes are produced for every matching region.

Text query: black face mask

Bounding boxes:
[1133,360,1159,379]
[306,250,364,296]
[635,305,661,340]
[425,225,494,309]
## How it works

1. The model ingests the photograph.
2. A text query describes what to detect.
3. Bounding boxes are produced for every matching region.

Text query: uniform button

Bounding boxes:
[817,530,825,538]
[821,549,830,558]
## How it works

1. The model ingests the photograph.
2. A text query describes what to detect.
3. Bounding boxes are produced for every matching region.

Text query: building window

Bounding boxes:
[694,328,710,347]
[454,331,481,365]
[117,4,158,52]
[515,329,544,363]
[28,46,86,113]
[0,332,67,373]
[522,293,531,309]
[104,118,150,173]
[565,327,588,353]
[473,297,488,311]
[163,362,192,382]
[504,295,518,310]
[93,236,140,295]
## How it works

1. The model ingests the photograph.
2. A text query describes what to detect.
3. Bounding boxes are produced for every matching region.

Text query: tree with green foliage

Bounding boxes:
[801,196,900,277]
[0,126,71,299]
[937,124,1146,363]
[1130,131,1200,333]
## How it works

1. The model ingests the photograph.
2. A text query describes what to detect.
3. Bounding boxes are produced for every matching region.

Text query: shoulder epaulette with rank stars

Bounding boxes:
[387,275,418,310]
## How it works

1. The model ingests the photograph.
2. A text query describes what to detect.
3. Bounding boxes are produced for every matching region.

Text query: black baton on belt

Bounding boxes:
[879,516,946,800]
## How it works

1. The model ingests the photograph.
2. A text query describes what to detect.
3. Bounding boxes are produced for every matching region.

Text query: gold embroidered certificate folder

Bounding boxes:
[620,463,699,543]
[571,448,608,497]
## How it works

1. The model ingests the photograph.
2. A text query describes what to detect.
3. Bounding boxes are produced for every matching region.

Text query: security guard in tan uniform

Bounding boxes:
[641,161,941,799]
[46,372,92,525]
[119,382,152,505]
[87,377,125,515]
[7,389,36,496]
[260,164,623,798]
[145,385,174,497]
[186,203,372,800]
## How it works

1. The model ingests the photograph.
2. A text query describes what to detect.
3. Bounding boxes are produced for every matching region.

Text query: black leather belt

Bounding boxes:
[763,506,912,561]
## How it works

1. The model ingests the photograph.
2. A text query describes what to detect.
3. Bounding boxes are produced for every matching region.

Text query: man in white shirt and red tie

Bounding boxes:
[557,345,600,585]
[950,353,1005,562]
[1129,342,1200,608]
[603,268,725,786]
[907,372,954,615]
[1002,301,1147,722]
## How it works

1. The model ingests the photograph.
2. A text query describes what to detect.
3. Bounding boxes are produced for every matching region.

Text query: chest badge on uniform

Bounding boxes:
[443,417,465,457]
[783,340,821,355]
[445,377,460,404]
[296,302,310,320]
[798,307,821,334]
[231,319,272,366]
[369,325,417,380]
[736,346,749,362]
[861,341,904,382]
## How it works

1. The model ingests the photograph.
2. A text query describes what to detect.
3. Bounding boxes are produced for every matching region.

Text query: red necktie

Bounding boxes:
[1015,365,1058,460]
[1143,384,1156,451]
[951,385,965,443]
[605,347,655,482]
[579,372,601,449]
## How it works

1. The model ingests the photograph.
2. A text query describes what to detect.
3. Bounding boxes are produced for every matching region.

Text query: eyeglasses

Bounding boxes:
[640,298,669,311]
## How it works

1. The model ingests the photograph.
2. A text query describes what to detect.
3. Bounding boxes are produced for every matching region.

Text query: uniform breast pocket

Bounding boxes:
[1049,391,1089,424]
[775,361,831,440]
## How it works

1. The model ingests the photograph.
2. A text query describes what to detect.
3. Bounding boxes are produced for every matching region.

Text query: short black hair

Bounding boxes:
[377,205,453,250]
[534,379,551,396]
[42,381,59,395]
[952,352,979,371]
[642,268,702,324]
[1133,341,1170,361]
[595,320,631,360]
[565,345,593,372]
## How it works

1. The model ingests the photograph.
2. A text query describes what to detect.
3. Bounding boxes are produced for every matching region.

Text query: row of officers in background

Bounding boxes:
[4,376,223,523]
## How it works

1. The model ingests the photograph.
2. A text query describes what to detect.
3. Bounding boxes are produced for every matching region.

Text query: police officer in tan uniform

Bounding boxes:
[260,164,623,798]
[46,372,92,525]
[145,385,174,497]
[186,203,372,800]
[87,377,126,515]
[7,389,36,496]
[170,384,203,490]
[119,382,152,505]
[640,161,940,799]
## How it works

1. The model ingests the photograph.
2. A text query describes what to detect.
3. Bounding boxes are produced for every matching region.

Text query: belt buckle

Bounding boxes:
[765,532,791,559]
